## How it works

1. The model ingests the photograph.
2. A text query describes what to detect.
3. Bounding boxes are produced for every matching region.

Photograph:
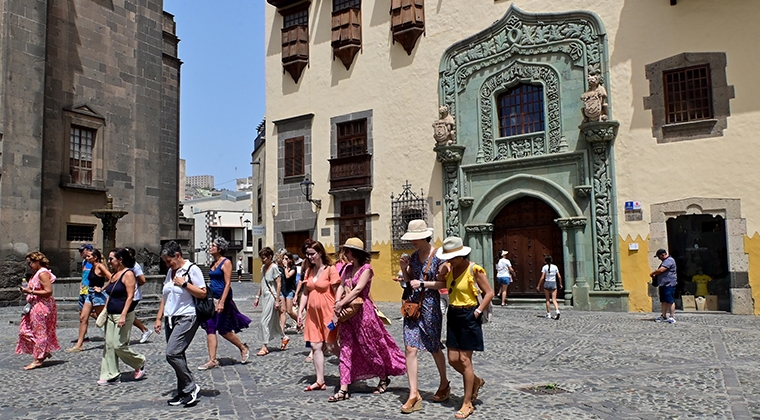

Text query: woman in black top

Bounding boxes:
[278,251,298,332]
[98,248,146,385]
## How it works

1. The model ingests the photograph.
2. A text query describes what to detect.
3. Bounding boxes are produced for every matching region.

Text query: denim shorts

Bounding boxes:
[543,281,557,291]
[497,276,511,285]
[659,285,676,303]
[84,289,107,306]
[280,290,295,299]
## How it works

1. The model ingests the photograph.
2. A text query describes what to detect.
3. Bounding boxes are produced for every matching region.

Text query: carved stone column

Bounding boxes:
[464,224,493,275]
[555,217,587,307]
[435,144,466,238]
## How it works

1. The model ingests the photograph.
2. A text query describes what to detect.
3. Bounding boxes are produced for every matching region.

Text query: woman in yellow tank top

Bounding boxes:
[437,237,494,419]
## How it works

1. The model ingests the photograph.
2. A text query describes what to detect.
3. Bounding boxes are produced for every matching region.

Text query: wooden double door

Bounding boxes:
[492,197,564,298]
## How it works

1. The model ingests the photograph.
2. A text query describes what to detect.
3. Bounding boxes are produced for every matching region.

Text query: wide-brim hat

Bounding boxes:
[500,250,509,257]
[401,219,434,241]
[341,237,370,256]
[436,236,472,260]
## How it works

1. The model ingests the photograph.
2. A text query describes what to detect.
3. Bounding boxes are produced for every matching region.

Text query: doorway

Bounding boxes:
[666,214,729,311]
[282,230,311,259]
[492,196,564,298]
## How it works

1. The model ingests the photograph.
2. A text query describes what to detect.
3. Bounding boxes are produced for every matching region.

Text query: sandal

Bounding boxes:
[65,346,82,353]
[197,360,219,371]
[454,403,474,419]
[23,360,43,371]
[256,348,269,356]
[432,381,451,402]
[280,337,290,351]
[472,376,485,401]
[240,344,250,364]
[400,394,422,413]
[327,389,350,402]
[303,382,326,392]
[373,377,390,394]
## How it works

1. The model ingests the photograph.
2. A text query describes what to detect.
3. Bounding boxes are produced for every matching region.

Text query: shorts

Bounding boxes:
[83,289,107,307]
[543,281,557,291]
[237,269,243,276]
[497,276,511,285]
[446,306,484,352]
[280,290,295,299]
[659,285,676,303]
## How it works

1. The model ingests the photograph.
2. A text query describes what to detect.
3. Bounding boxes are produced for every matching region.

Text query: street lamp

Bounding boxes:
[299,175,322,209]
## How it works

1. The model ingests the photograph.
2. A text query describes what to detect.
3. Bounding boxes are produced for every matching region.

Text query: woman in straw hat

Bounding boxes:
[437,236,494,419]
[328,238,406,402]
[397,220,450,413]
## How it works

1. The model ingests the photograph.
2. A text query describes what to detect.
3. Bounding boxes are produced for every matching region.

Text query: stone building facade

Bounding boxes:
[264,0,759,312]
[0,0,183,286]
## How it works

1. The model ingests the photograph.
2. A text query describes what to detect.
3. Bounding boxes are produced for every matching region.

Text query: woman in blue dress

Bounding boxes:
[397,220,450,413]
[198,237,251,370]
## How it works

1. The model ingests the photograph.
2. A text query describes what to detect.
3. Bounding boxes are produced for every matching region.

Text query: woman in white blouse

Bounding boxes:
[154,241,206,407]
[495,250,516,306]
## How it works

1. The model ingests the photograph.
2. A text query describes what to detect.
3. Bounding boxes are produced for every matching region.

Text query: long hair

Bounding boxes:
[308,240,333,267]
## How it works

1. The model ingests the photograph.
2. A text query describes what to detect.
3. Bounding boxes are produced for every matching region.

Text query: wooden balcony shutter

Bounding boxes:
[280,4,310,82]
[390,0,424,55]
[284,136,304,177]
[331,2,361,70]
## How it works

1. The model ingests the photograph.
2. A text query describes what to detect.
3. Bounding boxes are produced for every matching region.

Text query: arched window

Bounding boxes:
[497,84,545,137]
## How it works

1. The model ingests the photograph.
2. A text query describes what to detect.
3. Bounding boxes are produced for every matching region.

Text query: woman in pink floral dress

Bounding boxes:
[16,251,60,370]
[329,238,406,402]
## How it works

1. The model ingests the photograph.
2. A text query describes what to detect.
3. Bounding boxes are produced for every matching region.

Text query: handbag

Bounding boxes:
[338,266,364,323]
[401,250,435,320]
[469,263,493,325]
[184,263,214,323]
[21,280,37,315]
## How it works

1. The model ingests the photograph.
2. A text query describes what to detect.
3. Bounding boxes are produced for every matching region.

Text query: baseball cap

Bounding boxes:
[78,244,94,252]
[654,248,667,257]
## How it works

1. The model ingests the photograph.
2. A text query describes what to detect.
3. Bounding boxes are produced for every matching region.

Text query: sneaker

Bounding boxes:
[71,336,89,343]
[667,317,677,324]
[545,313,551,319]
[139,330,153,344]
[97,376,121,386]
[182,384,201,406]
[554,312,561,320]
[167,394,185,406]
[654,316,666,322]
[134,366,146,380]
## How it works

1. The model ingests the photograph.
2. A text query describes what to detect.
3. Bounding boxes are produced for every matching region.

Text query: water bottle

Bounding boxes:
[21,278,28,289]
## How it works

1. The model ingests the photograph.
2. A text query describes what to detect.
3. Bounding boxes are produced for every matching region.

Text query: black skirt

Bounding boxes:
[446,306,484,351]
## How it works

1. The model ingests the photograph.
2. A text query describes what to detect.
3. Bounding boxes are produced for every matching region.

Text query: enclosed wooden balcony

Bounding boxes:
[329,153,372,192]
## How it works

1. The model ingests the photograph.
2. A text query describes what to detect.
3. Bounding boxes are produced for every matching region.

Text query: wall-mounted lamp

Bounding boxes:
[299,175,322,209]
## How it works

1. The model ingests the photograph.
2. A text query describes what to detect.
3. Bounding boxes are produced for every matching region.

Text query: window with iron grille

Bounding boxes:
[391,182,428,250]
[497,84,545,138]
[333,0,360,12]
[70,125,95,185]
[66,224,95,242]
[284,136,304,177]
[664,65,713,124]
[336,119,367,158]
[338,200,366,246]
[283,8,308,28]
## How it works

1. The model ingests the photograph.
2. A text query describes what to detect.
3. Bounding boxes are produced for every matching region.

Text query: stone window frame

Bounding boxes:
[61,105,107,192]
[65,223,96,242]
[644,52,734,143]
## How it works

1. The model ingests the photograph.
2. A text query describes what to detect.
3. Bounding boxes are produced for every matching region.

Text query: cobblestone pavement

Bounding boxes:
[2,282,759,419]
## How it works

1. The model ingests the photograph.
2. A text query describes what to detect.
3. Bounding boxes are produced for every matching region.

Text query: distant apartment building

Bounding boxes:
[187,175,215,190]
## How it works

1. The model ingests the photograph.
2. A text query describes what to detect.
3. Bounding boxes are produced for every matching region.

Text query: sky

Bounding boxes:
[164,0,265,190]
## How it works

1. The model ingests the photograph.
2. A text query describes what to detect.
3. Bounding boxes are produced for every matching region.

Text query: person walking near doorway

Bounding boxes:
[537,256,562,320]
[651,248,677,323]
[495,250,516,306]
[236,257,244,282]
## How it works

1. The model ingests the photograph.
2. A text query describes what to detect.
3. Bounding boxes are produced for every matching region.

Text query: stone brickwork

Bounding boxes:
[0,0,181,281]
[273,114,316,249]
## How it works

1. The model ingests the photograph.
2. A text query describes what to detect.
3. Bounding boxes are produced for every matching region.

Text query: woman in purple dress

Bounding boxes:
[198,237,251,370]
[330,238,406,402]
[397,220,450,413]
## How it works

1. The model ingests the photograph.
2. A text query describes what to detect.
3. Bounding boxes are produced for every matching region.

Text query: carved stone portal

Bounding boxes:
[433,105,456,146]
[581,74,609,123]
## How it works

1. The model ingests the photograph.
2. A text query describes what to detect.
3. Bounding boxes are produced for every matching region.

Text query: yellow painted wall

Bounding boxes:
[619,235,651,312]
[743,234,760,315]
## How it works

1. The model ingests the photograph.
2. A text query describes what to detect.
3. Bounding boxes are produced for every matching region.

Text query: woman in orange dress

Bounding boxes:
[297,240,340,392]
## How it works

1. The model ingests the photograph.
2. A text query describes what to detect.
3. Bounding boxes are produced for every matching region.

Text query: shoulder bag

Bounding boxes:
[469,263,493,325]
[185,263,214,322]
[338,265,364,323]
[96,270,126,328]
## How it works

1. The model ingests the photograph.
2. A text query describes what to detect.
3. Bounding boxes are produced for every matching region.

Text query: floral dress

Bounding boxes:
[338,263,406,385]
[16,268,60,358]
[402,250,443,352]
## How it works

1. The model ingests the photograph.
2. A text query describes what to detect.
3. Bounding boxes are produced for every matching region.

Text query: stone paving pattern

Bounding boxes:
[1,282,759,419]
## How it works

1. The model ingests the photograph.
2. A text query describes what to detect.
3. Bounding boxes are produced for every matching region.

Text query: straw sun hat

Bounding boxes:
[341,237,370,256]
[435,236,472,260]
[400,219,434,241]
